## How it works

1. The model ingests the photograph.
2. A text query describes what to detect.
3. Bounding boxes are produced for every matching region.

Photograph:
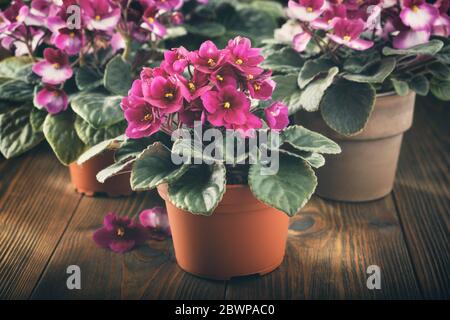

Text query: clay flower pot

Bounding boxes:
[157,184,290,280]
[69,150,132,197]
[296,92,416,202]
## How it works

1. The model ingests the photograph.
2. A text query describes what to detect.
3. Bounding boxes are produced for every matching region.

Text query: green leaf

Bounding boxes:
[320,79,376,135]
[0,79,33,101]
[0,56,33,81]
[281,125,341,154]
[272,73,303,115]
[279,147,325,168]
[248,1,284,20]
[74,116,126,147]
[77,134,126,164]
[298,57,335,89]
[391,78,410,96]
[97,158,134,183]
[343,58,396,83]
[168,163,226,215]
[430,78,450,101]
[29,107,47,132]
[248,153,317,216]
[436,44,450,64]
[115,137,157,162]
[75,66,103,91]
[299,67,339,112]
[0,106,44,158]
[343,51,381,74]
[408,75,429,96]
[131,142,189,191]
[185,22,226,37]
[382,39,444,56]
[71,91,123,128]
[43,112,86,165]
[262,47,304,73]
[103,55,133,96]
[427,61,450,80]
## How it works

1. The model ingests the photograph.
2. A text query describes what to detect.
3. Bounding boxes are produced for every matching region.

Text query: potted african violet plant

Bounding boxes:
[264,0,450,201]
[79,36,340,280]
[0,0,204,196]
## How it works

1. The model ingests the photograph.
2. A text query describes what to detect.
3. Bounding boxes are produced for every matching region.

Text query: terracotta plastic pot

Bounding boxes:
[69,150,132,197]
[296,92,416,202]
[157,184,290,280]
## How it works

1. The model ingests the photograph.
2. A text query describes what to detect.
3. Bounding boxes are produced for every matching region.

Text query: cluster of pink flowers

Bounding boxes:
[121,37,289,138]
[281,0,449,52]
[0,0,195,114]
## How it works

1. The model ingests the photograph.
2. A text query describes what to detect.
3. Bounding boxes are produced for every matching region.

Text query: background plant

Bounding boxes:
[263,0,450,135]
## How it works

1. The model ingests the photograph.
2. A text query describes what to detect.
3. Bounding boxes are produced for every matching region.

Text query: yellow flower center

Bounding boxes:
[343,35,351,42]
[53,63,60,69]
[207,58,216,67]
[95,15,101,21]
[223,102,231,109]
[412,5,419,12]
[16,15,20,21]
[235,58,243,65]
[144,113,153,121]
[148,17,155,23]
[306,7,313,13]
[254,83,261,91]
[247,74,254,80]
[188,82,196,92]
[216,74,224,81]
[70,32,75,38]
[164,92,174,99]
[117,227,125,237]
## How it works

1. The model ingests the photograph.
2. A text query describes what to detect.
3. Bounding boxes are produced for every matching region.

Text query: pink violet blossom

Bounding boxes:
[189,40,226,74]
[153,0,183,11]
[140,5,167,38]
[432,0,450,36]
[144,76,183,113]
[178,98,206,127]
[32,48,73,85]
[400,0,439,31]
[179,70,211,102]
[34,86,69,114]
[210,66,239,89]
[288,0,326,22]
[310,4,347,30]
[247,71,276,101]
[139,207,171,240]
[161,47,189,74]
[124,102,163,139]
[265,102,289,131]
[327,18,374,50]
[53,28,85,56]
[80,0,121,31]
[225,37,264,76]
[93,213,148,253]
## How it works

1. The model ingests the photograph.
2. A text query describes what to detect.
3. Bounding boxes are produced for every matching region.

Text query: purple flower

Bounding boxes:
[201,85,250,128]
[178,98,206,127]
[310,4,347,30]
[265,101,289,131]
[93,213,148,253]
[225,37,264,76]
[188,40,226,74]
[143,76,183,114]
[139,207,171,241]
[34,86,69,114]
[81,0,121,31]
[210,66,238,89]
[153,0,183,11]
[161,47,189,74]
[124,100,163,138]
[400,0,439,31]
[288,0,325,22]
[140,5,167,38]
[53,28,85,56]
[327,18,374,51]
[293,31,312,52]
[32,48,73,85]
[393,28,431,49]
[247,71,276,101]
[179,70,211,102]
[432,0,450,36]
[0,0,29,32]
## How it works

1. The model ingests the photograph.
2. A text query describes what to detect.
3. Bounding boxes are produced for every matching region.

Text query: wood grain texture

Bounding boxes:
[392,99,450,299]
[0,145,82,299]
[31,190,226,300]
[225,196,422,299]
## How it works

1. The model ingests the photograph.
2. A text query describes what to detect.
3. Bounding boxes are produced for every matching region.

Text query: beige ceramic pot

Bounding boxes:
[296,92,416,202]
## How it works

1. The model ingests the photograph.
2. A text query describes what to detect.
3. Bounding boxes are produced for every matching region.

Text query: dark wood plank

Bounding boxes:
[225,196,422,299]
[31,190,227,300]
[0,145,82,299]
[392,98,450,299]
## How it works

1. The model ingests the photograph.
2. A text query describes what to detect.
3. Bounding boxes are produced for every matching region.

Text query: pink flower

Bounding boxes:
[153,0,183,11]
[53,28,85,56]
[201,85,250,128]
[179,70,211,102]
[265,102,289,131]
[293,31,312,52]
[34,86,68,114]
[178,99,206,127]
[230,112,263,138]
[171,11,184,25]
[139,207,171,241]
[0,0,29,32]
[1,25,44,56]
[288,0,326,22]
[124,101,163,138]
[210,66,238,89]
[140,5,167,38]
[432,0,450,36]
[247,71,276,101]
[225,37,264,76]
[80,0,121,31]
[327,18,374,50]
[143,76,183,113]
[310,4,347,30]
[188,40,226,74]
[93,213,148,254]
[400,0,439,31]
[32,48,73,85]
[161,47,189,74]
[393,28,431,49]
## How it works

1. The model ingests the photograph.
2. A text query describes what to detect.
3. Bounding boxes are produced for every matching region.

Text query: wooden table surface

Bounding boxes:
[0,97,448,300]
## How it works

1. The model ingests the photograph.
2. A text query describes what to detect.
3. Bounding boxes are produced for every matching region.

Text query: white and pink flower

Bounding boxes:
[32,48,73,85]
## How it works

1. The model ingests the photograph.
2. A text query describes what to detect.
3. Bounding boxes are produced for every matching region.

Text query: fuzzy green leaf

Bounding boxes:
[298,57,335,89]
[343,58,396,83]
[103,55,133,96]
[0,79,33,101]
[262,47,304,73]
[29,107,47,132]
[0,56,33,82]
[427,61,450,80]
[430,79,450,101]
[77,134,126,164]
[248,153,317,216]
[281,125,341,154]
[320,79,376,135]
[74,116,126,147]
[75,66,103,91]
[279,148,325,168]
[299,67,339,111]
[43,112,85,165]
[408,75,429,96]
[391,78,410,96]
[97,158,134,183]
[272,73,303,115]
[382,40,444,56]
[185,22,226,37]
[168,163,226,215]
